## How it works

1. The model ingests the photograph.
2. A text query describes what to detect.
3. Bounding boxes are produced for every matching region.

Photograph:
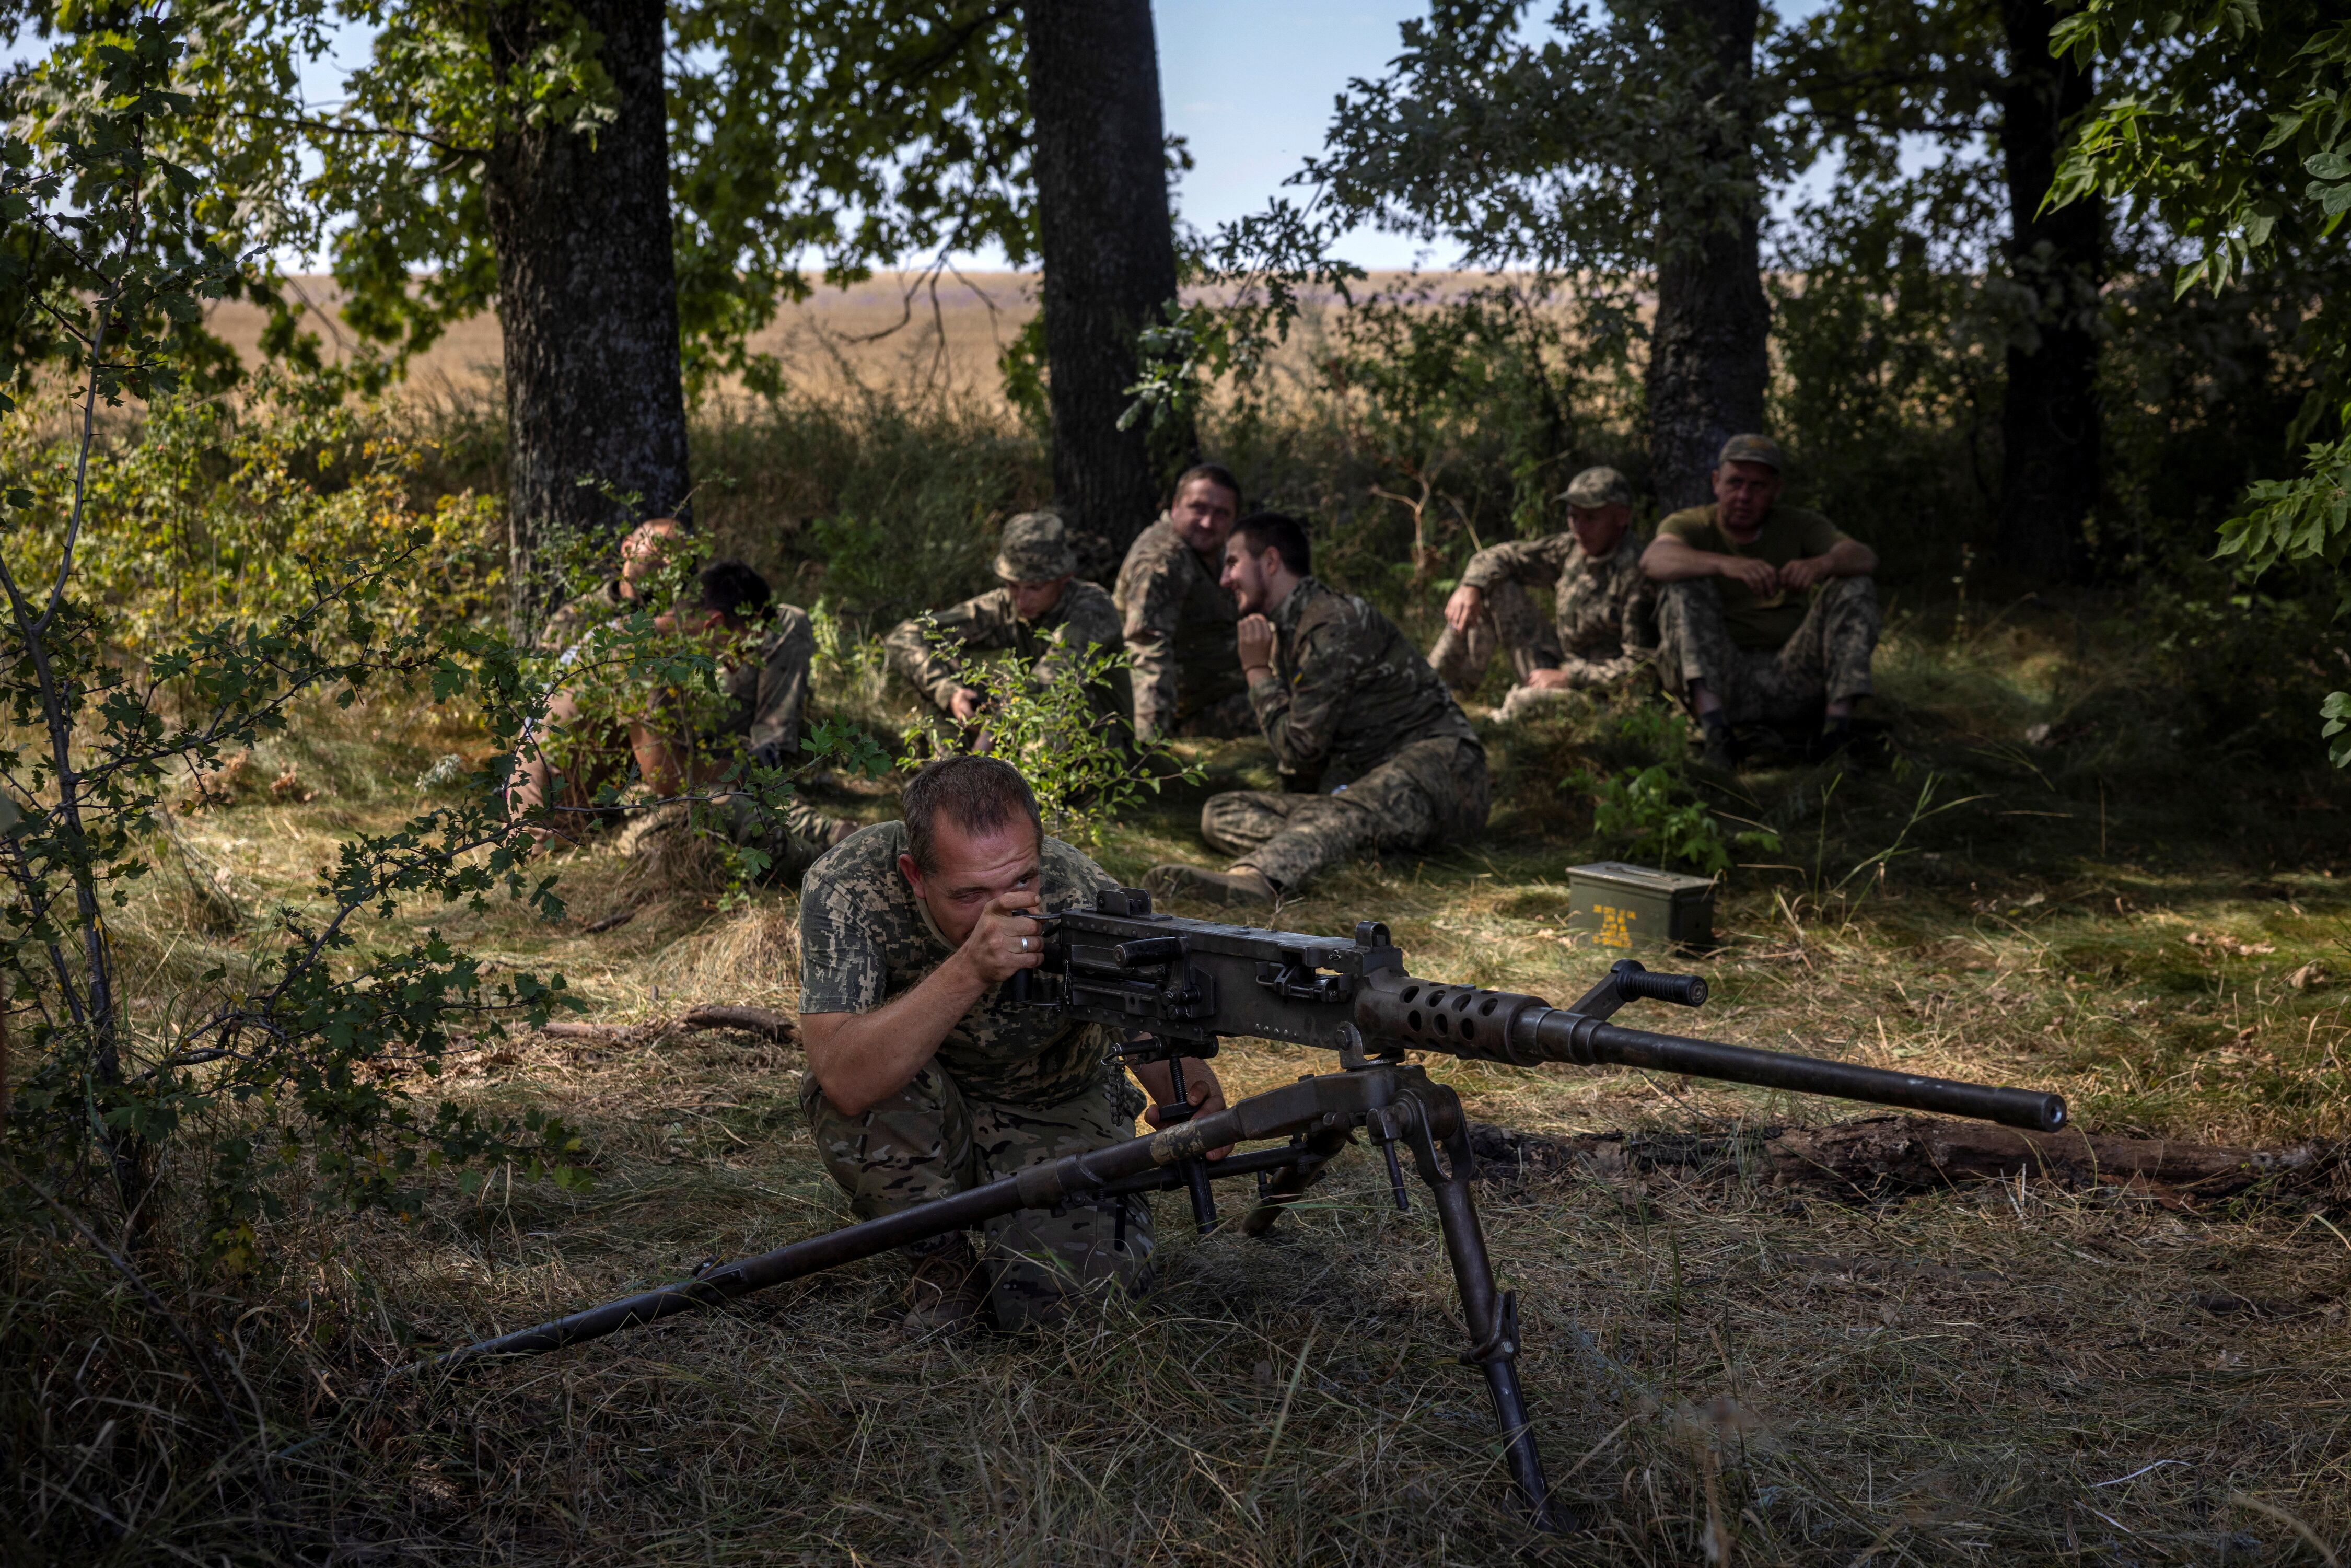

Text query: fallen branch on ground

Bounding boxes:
[1470,1115,2348,1210]
[536,1006,797,1048]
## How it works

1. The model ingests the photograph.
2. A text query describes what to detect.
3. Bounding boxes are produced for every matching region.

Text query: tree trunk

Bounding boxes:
[484,0,693,637]
[1022,0,1189,580]
[1645,0,1772,515]
[1996,0,2102,583]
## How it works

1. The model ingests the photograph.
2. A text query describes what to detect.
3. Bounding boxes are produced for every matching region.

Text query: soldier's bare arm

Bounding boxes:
[1642,533,1781,595]
[1779,538,1876,589]
[800,889,1044,1117]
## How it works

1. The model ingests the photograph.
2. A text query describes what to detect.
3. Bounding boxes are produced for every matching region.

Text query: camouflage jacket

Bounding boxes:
[797,821,1122,1107]
[713,604,815,762]
[884,580,1126,712]
[1253,577,1480,789]
[538,577,631,658]
[1460,530,1656,679]
[1113,516,1244,740]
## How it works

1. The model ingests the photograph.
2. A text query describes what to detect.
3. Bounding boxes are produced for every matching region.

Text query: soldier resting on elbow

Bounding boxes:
[883,511,1131,741]
[1431,464,1656,719]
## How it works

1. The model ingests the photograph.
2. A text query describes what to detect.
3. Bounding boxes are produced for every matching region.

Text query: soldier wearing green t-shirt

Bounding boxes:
[796,756,1225,1334]
[1641,434,1881,769]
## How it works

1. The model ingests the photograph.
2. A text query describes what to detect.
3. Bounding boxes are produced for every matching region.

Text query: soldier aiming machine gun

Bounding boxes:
[429,888,2066,1532]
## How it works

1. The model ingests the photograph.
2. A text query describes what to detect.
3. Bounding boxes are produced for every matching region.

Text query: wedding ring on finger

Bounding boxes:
[1019,936,1029,951]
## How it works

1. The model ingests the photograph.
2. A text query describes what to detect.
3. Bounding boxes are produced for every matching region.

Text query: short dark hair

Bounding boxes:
[1229,511,1310,577]
[902,755,1043,874]
[694,558,772,622]
[1172,462,1242,510]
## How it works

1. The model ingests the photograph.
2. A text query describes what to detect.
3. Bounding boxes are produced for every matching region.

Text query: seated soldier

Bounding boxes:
[513,517,689,840]
[1113,462,1252,742]
[1642,434,1880,770]
[884,512,1130,736]
[513,526,848,862]
[630,558,856,873]
[1432,464,1655,719]
[1145,513,1489,906]
[797,756,1226,1333]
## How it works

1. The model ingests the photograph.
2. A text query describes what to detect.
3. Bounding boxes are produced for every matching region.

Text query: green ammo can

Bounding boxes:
[1566,861,1717,953]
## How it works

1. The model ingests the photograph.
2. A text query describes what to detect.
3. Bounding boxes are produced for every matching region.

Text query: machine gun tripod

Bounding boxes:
[424,888,2066,1534]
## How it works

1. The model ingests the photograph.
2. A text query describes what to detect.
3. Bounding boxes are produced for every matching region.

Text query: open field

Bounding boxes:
[30,596,2349,1565]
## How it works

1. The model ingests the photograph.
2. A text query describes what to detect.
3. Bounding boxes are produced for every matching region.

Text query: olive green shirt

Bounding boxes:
[1114,515,1245,740]
[1657,503,1852,651]
[883,579,1128,717]
[797,821,1121,1107]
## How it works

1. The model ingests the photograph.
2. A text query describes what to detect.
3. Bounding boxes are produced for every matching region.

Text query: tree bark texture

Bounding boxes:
[1996,0,2102,584]
[1646,0,1772,515]
[1022,0,1188,580]
[485,0,693,636]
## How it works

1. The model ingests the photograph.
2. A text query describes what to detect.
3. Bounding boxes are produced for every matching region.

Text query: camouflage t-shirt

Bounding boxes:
[797,820,1122,1107]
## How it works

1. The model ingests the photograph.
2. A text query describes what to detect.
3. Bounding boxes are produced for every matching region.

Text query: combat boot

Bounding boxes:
[899,1234,986,1337]
[1145,863,1278,907]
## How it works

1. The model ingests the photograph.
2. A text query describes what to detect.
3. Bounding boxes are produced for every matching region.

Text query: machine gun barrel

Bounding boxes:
[1515,1012,2067,1132]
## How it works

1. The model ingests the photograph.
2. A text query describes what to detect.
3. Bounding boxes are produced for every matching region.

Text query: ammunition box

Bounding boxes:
[1566,861,1717,952]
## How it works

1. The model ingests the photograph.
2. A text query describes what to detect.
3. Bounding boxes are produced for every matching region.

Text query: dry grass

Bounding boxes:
[10,612,2351,1565]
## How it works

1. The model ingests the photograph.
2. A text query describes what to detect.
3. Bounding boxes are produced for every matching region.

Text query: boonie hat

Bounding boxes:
[1718,433,1784,470]
[1558,466,1633,509]
[994,511,1077,582]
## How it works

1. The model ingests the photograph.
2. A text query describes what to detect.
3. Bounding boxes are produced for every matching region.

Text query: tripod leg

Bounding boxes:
[1238,1125,1353,1237]
[1419,1126,1572,1533]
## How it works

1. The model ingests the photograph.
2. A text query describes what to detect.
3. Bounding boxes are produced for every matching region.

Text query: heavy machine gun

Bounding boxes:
[426,888,2066,1532]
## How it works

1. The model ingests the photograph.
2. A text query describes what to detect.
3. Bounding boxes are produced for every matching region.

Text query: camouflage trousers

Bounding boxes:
[1655,577,1880,726]
[1429,580,1562,694]
[802,1063,1154,1329]
[1201,736,1491,893]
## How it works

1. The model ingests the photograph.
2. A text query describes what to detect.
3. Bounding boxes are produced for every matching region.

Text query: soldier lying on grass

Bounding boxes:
[796,755,1227,1333]
[1431,464,1657,718]
[1642,433,1881,771]
[1145,512,1489,907]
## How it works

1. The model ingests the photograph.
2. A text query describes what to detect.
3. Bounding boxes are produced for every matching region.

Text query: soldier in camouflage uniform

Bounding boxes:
[1431,465,1657,721]
[1113,463,1253,742]
[884,512,1131,737]
[1145,513,1489,906]
[1642,434,1881,769]
[797,756,1225,1333]
[514,528,851,872]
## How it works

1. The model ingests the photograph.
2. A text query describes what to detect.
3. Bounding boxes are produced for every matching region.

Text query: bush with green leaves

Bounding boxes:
[1567,705,1782,876]
[897,619,1197,847]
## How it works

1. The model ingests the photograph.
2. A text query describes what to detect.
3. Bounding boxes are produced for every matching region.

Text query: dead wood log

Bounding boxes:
[536,1006,797,1048]
[1470,1115,2346,1210]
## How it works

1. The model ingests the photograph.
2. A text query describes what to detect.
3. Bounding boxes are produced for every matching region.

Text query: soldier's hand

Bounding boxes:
[1523,668,1573,691]
[1443,583,1485,633]
[1236,613,1277,673]
[949,687,985,723]
[1143,1058,1232,1159]
[1720,555,1782,597]
[1778,554,1832,591]
[961,888,1046,986]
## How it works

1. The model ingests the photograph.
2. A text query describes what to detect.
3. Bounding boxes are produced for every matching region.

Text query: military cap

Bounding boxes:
[993,510,1076,582]
[1558,466,1633,509]
[1718,433,1784,470]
